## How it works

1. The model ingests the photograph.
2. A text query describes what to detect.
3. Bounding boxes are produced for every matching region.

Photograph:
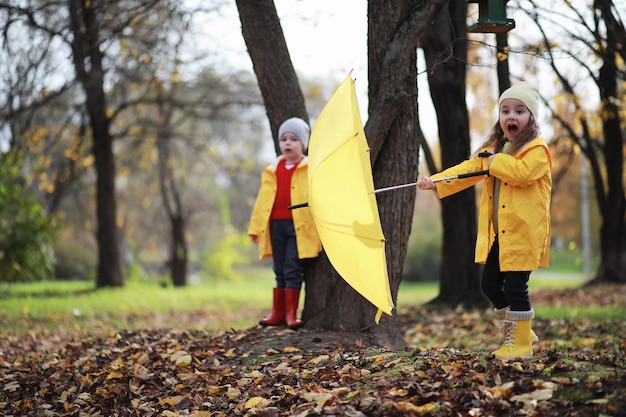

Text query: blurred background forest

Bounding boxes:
[0,0,620,290]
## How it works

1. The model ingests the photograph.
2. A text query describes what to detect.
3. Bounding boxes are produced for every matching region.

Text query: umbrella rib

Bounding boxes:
[309,131,359,172]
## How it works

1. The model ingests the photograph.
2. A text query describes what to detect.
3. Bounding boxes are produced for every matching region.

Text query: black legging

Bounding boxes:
[480,237,531,311]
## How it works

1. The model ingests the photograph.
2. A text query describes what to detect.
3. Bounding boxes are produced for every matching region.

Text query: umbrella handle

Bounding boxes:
[433,169,489,183]
[288,202,309,210]
[458,169,489,178]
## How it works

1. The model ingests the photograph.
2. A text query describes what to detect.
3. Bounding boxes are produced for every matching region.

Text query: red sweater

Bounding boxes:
[270,159,300,220]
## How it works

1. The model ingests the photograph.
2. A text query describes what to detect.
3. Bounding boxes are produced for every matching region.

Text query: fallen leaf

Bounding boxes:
[510,388,553,404]
[244,396,271,408]
[171,350,192,366]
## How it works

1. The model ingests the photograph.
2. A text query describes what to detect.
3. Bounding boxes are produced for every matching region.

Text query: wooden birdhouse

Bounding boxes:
[467,0,515,33]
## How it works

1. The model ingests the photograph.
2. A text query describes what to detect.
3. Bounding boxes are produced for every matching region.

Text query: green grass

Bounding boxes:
[0,280,94,297]
[531,270,587,288]
[396,270,586,306]
[544,248,599,274]
[0,267,617,337]
[535,304,626,321]
[396,271,626,324]
[397,281,438,308]
[0,267,277,335]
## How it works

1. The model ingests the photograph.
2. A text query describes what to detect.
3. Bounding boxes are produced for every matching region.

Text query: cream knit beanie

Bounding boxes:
[498,82,539,118]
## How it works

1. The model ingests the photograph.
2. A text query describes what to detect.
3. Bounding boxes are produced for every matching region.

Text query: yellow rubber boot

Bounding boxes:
[495,306,538,344]
[492,309,534,359]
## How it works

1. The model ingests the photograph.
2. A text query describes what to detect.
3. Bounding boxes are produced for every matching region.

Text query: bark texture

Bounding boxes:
[421,0,485,306]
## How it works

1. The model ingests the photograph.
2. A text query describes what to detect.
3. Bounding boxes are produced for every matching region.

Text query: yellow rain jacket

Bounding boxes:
[248,156,322,260]
[432,137,552,271]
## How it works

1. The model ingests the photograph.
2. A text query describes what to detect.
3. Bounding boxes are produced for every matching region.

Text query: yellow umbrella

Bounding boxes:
[307,74,394,323]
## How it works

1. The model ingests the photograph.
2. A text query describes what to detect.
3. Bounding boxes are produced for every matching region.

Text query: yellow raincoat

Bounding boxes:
[248,156,322,260]
[432,137,552,271]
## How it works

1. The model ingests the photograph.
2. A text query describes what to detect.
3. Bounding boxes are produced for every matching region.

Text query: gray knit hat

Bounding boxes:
[278,117,310,149]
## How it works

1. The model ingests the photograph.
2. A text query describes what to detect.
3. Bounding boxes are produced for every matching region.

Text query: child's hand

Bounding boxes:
[250,235,259,244]
[416,176,436,191]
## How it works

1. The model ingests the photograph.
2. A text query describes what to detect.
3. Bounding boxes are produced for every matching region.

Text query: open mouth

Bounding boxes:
[507,124,518,134]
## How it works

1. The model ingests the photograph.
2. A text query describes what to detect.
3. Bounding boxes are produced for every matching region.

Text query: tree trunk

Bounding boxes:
[235,0,309,144]
[157,132,188,288]
[421,0,484,306]
[591,0,625,284]
[156,91,188,287]
[302,0,446,347]
[170,214,188,287]
[68,0,123,288]
[366,0,431,347]
[496,33,511,93]
[237,0,446,347]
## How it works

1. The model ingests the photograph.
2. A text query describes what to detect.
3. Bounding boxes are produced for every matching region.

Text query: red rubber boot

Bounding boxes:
[284,288,304,330]
[259,288,286,326]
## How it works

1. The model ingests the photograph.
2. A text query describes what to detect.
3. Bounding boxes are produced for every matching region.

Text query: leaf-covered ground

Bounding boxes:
[1,285,625,416]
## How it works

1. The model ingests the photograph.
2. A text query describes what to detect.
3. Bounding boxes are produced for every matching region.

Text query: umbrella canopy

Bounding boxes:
[307,75,394,323]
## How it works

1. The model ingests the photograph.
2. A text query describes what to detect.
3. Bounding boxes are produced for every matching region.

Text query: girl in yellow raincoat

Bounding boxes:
[417,82,552,359]
[248,117,321,330]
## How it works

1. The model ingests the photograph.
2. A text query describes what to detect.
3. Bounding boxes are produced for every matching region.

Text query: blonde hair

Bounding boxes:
[477,114,541,155]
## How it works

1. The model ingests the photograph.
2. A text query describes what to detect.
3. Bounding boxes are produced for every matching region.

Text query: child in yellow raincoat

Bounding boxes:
[417,82,552,359]
[248,117,322,330]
